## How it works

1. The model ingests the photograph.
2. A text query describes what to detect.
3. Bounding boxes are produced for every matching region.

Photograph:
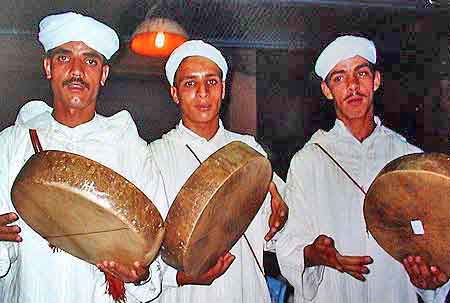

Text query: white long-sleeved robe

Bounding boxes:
[148,120,284,303]
[276,117,445,303]
[0,101,168,303]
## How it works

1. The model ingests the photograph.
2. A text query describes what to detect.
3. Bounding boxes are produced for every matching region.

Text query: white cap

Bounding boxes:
[38,12,119,60]
[315,35,377,80]
[165,40,228,86]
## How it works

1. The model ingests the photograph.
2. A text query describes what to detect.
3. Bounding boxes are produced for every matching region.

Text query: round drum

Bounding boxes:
[364,152,450,274]
[161,141,272,277]
[11,150,165,267]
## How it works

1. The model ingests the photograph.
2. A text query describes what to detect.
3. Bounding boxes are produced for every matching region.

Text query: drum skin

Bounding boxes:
[161,141,272,277]
[11,150,165,267]
[364,152,450,275]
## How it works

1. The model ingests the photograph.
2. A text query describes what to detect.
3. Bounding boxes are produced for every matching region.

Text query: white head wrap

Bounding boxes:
[38,12,119,60]
[165,40,228,86]
[315,35,377,80]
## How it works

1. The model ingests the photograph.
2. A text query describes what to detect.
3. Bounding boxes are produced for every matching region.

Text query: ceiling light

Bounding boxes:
[130,17,188,57]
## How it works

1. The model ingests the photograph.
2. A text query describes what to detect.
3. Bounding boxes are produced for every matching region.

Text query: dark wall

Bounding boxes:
[0,70,180,143]
[98,76,180,142]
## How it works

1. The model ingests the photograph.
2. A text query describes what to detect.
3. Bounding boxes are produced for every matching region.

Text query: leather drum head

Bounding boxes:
[12,150,165,267]
[364,153,450,275]
[162,141,272,277]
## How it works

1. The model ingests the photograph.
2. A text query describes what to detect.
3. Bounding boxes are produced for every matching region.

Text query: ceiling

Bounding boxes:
[0,0,447,78]
[0,0,447,46]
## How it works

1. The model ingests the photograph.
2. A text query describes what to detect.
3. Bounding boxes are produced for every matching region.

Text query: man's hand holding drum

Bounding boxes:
[97,260,150,284]
[403,256,448,289]
[176,252,236,286]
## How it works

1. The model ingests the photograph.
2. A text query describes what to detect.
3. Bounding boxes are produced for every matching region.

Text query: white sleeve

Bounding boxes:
[0,127,19,278]
[275,150,325,301]
[416,280,450,303]
[161,259,179,288]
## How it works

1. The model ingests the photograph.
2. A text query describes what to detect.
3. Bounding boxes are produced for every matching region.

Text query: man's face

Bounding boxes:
[170,56,225,128]
[43,41,109,113]
[321,55,381,125]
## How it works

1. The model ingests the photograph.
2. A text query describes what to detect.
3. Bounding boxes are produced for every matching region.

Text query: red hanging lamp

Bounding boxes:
[130,17,188,57]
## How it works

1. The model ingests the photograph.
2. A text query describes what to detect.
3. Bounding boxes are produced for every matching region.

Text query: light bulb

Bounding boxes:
[155,32,165,48]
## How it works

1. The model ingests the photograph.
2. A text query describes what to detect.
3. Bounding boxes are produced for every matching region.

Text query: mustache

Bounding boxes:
[63,77,89,89]
[345,91,366,101]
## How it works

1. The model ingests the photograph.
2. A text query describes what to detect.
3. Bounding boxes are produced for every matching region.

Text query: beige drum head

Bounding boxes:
[364,153,450,275]
[162,141,272,277]
[12,150,164,267]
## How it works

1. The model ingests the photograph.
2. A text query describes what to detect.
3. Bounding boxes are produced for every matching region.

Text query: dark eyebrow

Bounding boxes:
[327,69,345,80]
[83,51,103,60]
[355,63,371,71]
[179,73,220,81]
[51,48,72,56]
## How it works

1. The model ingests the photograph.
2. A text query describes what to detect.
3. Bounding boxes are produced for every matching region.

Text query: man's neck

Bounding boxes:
[182,119,220,141]
[341,116,376,142]
[52,104,95,128]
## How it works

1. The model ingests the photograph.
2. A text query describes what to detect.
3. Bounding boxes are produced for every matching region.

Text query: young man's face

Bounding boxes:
[321,55,381,125]
[170,56,225,129]
[44,41,109,114]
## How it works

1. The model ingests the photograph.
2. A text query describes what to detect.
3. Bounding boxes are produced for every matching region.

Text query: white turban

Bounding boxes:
[38,12,119,60]
[315,35,377,80]
[165,40,228,86]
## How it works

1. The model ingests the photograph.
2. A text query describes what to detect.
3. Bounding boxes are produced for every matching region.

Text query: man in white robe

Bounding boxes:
[148,40,288,303]
[0,12,167,303]
[276,35,449,303]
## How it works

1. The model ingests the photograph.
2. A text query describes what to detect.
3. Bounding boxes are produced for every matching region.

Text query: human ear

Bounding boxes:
[43,57,52,79]
[170,86,179,104]
[373,71,381,92]
[100,65,110,86]
[321,81,334,101]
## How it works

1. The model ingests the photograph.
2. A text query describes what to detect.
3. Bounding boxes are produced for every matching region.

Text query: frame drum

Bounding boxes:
[364,152,450,275]
[11,150,164,268]
[161,141,272,277]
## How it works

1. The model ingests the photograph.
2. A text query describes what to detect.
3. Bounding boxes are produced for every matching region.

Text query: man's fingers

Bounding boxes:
[132,261,148,279]
[210,253,234,272]
[98,260,148,283]
[406,257,422,277]
[264,225,277,241]
[0,212,19,225]
[326,250,344,272]
[434,271,449,284]
[346,271,367,282]
[265,209,285,241]
[0,233,22,242]
[0,225,21,234]
[221,253,235,271]
[341,264,370,275]
[337,255,373,266]
[0,213,21,242]
[316,234,334,246]
[225,253,235,262]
